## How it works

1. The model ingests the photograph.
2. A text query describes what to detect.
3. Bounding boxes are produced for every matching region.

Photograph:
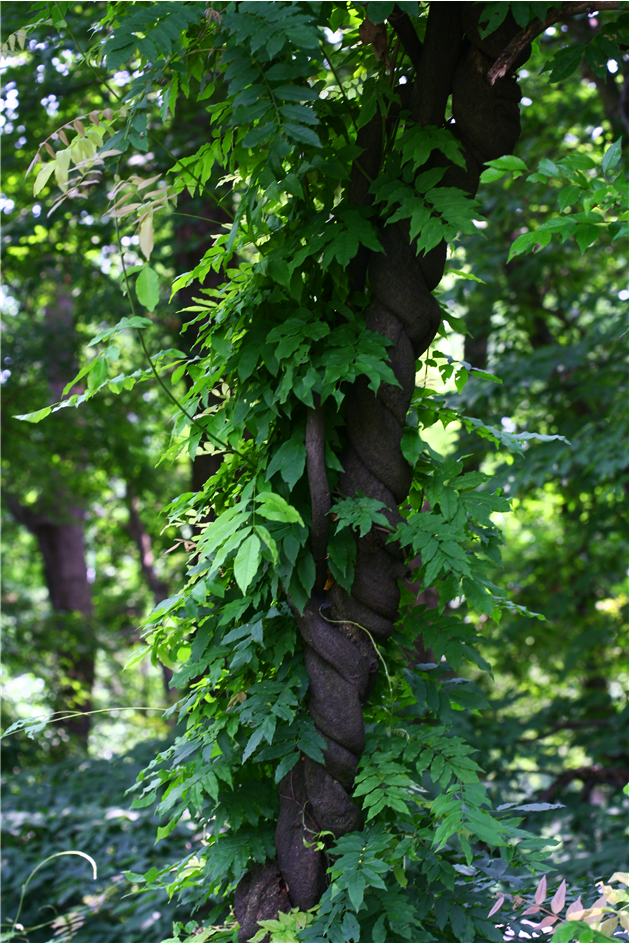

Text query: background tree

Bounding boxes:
[444,32,629,881]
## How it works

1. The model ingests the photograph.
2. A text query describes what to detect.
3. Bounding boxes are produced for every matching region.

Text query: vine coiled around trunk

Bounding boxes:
[235,5,530,936]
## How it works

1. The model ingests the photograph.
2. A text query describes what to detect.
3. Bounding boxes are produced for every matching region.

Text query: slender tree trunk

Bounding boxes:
[126,491,175,696]
[173,190,230,494]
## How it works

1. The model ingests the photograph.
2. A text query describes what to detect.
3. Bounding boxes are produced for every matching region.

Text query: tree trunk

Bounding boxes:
[7,500,94,742]
[9,290,95,744]
[173,189,230,494]
[236,3,532,929]
[126,491,175,696]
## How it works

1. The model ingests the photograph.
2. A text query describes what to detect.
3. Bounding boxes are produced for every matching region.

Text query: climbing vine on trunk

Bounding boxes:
[13,1,627,941]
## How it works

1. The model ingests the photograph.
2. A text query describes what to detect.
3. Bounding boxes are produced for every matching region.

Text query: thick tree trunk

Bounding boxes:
[8,499,94,742]
[236,4,532,931]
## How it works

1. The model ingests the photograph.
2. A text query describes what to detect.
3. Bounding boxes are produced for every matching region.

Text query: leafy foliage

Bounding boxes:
[481,139,627,260]
[1,740,194,942]
[2,2,628,943]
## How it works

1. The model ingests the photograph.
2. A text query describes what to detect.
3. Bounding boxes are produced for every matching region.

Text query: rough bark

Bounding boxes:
[235,2,532,932]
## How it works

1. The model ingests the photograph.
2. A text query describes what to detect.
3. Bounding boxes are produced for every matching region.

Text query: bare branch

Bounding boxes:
[487,2,621,85]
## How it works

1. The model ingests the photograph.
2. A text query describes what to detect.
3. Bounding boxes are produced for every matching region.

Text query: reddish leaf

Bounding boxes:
[487,897,505,918]
[522,905,541,916]
[551,879,567,914]
[566,896,583,920]
[534,875,547,905]
[537,915,559,929]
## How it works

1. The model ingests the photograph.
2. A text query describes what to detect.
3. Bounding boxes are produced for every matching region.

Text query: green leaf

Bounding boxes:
[254,524,279,565]
[203,510,251,559]
[265,435,306,490]
[274,751,299,781]
[557,185,581,211]
[346,870,367,911]
[333,494,390,537]
[575,223,600,253]
[507,229,551,261]
[14,406,52,423]
[543,43,585,83]
[323,230,359,268]
[366,1,396,23]
[485,154,528,173]
[448,269,486,283]
[438,488,458,521]
[282,122,321,147]
[479,167,508,184]
[136,266,160,312]
[602,137,622,174]
[372,914,387,943]
[478,1,510,38]
[87,355,108,390]
[297,552,315,597]
[256,492,304,525]
[87,316,154,347]
[401,427,423,466]
[242,122,276,149]
[327,527,356,593]
[538,157,560,177]
[233,533,261,592]
[243,713,276,762]
[454,366,468,392]
[279,103,318,125]
[33,161,56,196]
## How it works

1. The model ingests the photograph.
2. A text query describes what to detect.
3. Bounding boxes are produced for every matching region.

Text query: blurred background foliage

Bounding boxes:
[1,2,627,941]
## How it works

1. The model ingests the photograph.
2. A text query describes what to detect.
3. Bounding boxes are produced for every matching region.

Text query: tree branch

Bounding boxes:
[540,764,629,801]
[126,493,168,603]
[527,717,614,741]
[389,6,422,71]
[487,2,622,85]
[305,400,331,593]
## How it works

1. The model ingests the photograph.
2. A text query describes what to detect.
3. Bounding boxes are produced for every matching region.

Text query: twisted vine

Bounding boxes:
[235,5,530,936]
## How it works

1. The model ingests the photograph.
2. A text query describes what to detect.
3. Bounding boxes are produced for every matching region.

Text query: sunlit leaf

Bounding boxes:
[33,161,56,196]
[136,266,160,312]
[233,533,261,593]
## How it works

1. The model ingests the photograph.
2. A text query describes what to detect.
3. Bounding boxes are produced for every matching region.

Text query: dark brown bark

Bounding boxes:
[172,191,229,496]
[306,401,331,592]
[486,2,621,86]
[389,5,423,70]
[7,498,94,742]
[8,292,95,743]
